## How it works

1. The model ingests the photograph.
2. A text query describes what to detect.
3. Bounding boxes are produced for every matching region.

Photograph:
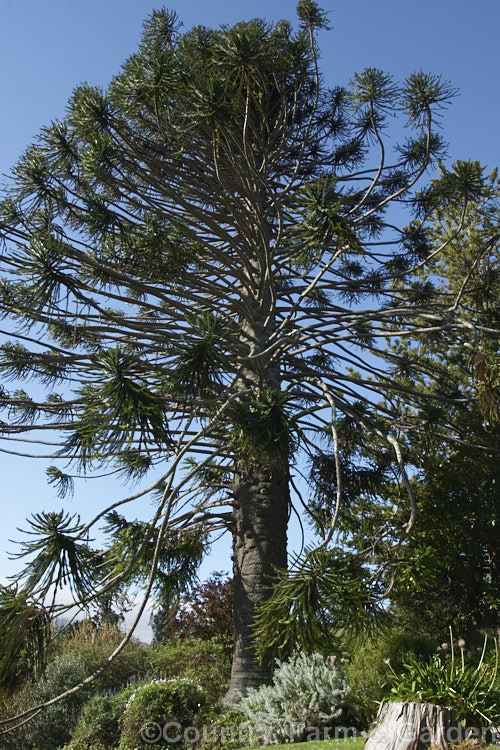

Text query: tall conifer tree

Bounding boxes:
[0,2,496,707]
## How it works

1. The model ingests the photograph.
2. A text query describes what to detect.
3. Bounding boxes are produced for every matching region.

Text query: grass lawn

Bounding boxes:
[247,739,366,750]
[242,739,500,750]
[296,741,365,749]
[250,737,500,750]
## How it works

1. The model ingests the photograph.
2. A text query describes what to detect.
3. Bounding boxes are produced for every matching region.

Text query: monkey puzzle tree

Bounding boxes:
[0,2,496,713]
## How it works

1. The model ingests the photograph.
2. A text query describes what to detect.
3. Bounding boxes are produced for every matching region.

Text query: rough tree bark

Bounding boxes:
[223,458,289,704]
[221,225,290,703]
[365,701,464,750]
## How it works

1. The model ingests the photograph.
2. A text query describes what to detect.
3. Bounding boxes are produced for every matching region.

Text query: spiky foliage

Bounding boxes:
[388,632,500,729]
[102,511,205,600]
[9,511,96,601]
[253,548,382,660]
[0,2,497,707]
[0,585,51,688]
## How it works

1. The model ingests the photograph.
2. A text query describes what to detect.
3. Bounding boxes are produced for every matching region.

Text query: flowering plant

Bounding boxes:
[388,630,499,729]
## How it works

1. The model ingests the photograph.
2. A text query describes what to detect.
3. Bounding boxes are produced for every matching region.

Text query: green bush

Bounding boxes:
[0,685,32,750]
[58,620,151,693]
[27,652,93,750]
[197,709,252,750]
[345,629,435,728]
[239,651,348,744]
[118,678,205,750]
[150,637,231,704]
[61,685,136,750]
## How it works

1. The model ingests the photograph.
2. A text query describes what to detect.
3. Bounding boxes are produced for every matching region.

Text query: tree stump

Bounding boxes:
[364,701,462,750]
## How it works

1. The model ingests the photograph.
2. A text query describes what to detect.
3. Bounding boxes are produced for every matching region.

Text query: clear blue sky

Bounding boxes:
[0,0,499,614]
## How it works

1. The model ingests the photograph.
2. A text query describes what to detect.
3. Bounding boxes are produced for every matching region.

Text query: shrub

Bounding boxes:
[239,651,348,744]
[345,629,435,728]
[197,709,252,750]
[150,637,231,704]
[61,685,136,750]
[58,619,151,693]
[118,678,205,750]
[0,685,32,750]
[26,652,93,750]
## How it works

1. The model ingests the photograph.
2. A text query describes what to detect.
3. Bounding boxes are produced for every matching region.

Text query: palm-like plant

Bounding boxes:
[10,511,96,601]
[0,585,50,688]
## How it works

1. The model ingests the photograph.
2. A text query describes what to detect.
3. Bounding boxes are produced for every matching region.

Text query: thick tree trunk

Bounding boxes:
[223,457,289,704]
[365,701,463,750]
